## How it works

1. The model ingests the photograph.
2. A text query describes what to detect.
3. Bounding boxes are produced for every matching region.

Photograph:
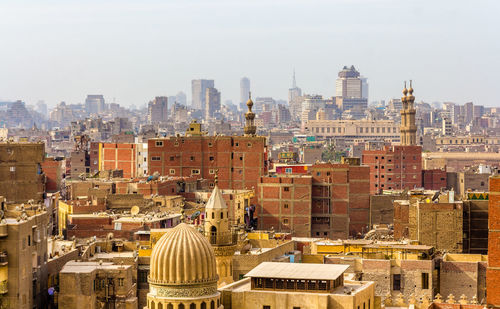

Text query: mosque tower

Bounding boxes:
[400,81,417,146]
[204,173,237,287]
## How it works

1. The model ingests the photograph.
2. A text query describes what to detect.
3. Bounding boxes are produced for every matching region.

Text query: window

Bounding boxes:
[174,142,179,147]
[170,156,174,161]
[169,169,175,175]
[190,156,195,161]
[118,278,124,286]
[152,156,161,161]
[155,141,163,147]
[421,273,429,289]
[248,142,252,147]
[209,156,214,161]
[393,274,401,290]
[284,203,289,209]
[240,156,243,161]
[191,169,200,175]
[285,168,292,174]
[263,306,271,309]
[283,218,289,225]
[209,169,215,174]
[221,212,223,219]
[284,187,290,192]
[208,142,213,147]
[235,142,239,147]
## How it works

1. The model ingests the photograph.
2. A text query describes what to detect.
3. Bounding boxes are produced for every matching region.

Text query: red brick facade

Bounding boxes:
[422,169,447,190]
[257,163,370,238]
[148,136,267,194]
[90,142,138,178]
[488,176,500,307]
[362,145,422,194]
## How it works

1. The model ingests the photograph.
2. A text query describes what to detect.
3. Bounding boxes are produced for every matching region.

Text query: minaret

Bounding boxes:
[400,81,417,146]
[244,92,256,136]
[204,173,236,287]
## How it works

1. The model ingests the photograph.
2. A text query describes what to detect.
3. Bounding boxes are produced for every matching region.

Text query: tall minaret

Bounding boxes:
[244,92,256,136]
[204,173,236,287]
[400,81,417,146]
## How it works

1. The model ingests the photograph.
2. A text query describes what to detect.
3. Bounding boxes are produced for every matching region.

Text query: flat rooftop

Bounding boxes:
[60,261,130,273]
[245,262,348,281]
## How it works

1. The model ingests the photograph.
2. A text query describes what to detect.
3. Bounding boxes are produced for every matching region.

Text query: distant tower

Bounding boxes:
[244,93,256,136]
[240,77,251,111]
[205,87,221,120]
[204,174,236,287]
[288,69,303,119]
[400,81,417,145]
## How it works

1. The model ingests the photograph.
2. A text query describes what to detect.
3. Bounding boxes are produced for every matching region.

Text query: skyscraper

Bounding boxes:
[85,95,106,115]
[361,76,369,100]
[191,79,214,111]
[335,66,362,98]
[176,91,187,106]
[148,96,168,124]
[288,70,303,119]
[240,77,250,111]
[205,87,221,120]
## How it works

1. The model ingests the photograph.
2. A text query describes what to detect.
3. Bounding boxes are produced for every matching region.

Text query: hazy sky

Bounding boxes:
[0,0,499,108]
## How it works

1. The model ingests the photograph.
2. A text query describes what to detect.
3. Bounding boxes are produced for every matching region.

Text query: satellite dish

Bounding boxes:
[131,206,140,216]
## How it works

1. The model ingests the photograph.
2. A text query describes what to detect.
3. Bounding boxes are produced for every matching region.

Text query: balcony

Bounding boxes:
[204,230,238,246]
[0,280,7,294]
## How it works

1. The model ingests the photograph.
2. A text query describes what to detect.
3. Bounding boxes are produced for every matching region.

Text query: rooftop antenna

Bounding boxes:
[292,69,297,88]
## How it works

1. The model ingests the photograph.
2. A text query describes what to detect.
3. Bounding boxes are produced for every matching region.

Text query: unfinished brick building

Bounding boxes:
[488,175,500,307]
[148,122,267,193]
[257,162,370,238]
[89,142,138,178]
[362,145,422,194]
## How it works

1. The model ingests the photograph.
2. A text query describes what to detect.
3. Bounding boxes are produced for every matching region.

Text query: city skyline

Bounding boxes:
[0,0,498,107]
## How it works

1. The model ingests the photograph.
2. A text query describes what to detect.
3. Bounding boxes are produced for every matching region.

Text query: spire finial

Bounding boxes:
[248,91,251,100]
[403,81,408,96]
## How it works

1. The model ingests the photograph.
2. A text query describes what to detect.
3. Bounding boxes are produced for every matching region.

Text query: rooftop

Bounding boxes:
[245,262,348,281]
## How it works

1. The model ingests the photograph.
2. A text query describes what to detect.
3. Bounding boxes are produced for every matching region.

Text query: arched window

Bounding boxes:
[201,302,207,309]
[190,304,196,309]
[210,300,215,309]
[167,304,174,309]
[151,301,155,309]
[179,304,185,309]
[211,212,214,219]
[220,212,223,219]
[158,303,163,309]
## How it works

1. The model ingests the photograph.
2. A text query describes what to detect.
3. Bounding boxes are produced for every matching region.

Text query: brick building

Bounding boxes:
[148,121,267,194]
[488,175,500,307]
[257,162,370,238]
[41,157,65,193]
[362,145,422,194]
[422,169,447,190]
[90,142,138,178]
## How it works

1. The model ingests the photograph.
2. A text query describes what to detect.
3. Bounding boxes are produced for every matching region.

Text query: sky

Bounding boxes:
[0,0,499,108]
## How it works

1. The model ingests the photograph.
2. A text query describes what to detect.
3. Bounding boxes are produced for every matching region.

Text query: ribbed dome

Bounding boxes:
[149,223,218,285]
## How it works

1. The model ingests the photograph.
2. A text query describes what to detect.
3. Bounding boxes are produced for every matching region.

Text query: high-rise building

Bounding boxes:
[240,77,250,111]
[205,87,221,120]
[175,91,187,106]
[464,102,474,124]
[148,96,168,124]
[361,76,369,99]
[335,66,362,98]
[442,117,452,136]
[400,81,417,146]
[288,70,303,118]
[191,79,214,111]
[85,95,106,115]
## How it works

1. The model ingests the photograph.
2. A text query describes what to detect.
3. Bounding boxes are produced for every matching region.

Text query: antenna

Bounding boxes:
[292,69,297,88]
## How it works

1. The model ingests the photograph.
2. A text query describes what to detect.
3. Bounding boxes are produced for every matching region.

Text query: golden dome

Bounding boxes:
[149,223,218,286]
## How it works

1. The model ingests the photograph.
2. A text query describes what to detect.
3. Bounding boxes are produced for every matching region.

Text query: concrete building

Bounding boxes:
[442,117,452,135]
[335,65,362,98]
[191,79,214,111]
[0,142,46,203]
[220,262,374,309]
[205,87,221,120]
[288,70,303,118]
[85,94,106,115]
[90,142,138,178]
[148,96,168,124]
[0,199,50,309]
[58,261,138,309]
[240,77,250,110]
[305,119,400,142]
